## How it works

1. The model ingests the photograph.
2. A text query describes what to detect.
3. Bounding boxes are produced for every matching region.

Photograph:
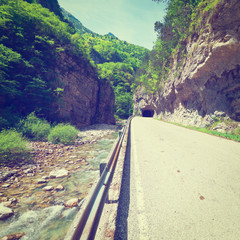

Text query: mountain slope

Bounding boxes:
[0,0,115,128]
[61,8,149,118]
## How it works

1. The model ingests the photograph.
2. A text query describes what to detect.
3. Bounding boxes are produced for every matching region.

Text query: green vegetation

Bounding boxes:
[62,9,149,118]
[135,0,221,93]
[164,121,240,142]
[0,112,80,164]
[48,124,79,145]
[0,0,90,128]
[0,0,148,129]
[0,129,31,165]
[92,36,147,118]
[18,112,51,141]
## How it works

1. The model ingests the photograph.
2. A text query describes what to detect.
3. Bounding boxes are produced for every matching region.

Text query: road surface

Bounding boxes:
[116,117,240,240]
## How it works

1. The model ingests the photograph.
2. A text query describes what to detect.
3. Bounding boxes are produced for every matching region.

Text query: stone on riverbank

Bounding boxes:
[56,185,65,191]
[0,232,25,240]
[43,186,54,191]
[0,204,14,220]
[64,198,79,208]
[49,168,69,178]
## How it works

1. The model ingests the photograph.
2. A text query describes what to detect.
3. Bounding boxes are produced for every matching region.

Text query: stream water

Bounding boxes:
[0,133,118,240]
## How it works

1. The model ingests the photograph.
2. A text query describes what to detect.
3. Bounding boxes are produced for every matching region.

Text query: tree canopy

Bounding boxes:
[0,0,90,128]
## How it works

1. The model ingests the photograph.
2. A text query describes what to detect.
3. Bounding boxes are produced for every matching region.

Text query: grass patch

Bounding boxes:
[0,129,32,165]
[166,121,240,142]
[48,124,79,145]
[18,112,51,141]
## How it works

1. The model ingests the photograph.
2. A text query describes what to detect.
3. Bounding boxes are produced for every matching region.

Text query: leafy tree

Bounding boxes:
[0,0,90,127]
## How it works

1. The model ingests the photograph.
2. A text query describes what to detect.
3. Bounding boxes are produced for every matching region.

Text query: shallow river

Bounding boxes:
[0,133,118,240]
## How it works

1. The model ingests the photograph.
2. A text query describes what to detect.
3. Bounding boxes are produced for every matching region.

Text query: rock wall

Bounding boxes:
[50,52,115,127]
[134,0,240,127]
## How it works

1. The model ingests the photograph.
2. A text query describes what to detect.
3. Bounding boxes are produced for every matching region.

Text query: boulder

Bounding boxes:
[64,198,79,208]
[0,204,14,220]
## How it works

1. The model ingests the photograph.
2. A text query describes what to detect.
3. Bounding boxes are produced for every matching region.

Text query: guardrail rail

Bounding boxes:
[64,116,133,240]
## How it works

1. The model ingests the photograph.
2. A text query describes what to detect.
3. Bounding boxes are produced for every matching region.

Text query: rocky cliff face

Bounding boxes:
[134,0,240,127]
[50,52,115,127]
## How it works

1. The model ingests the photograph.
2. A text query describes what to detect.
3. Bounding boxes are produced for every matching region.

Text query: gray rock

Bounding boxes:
[56,185,65,191]
[0,170,19,182]
[213,122,228,133]
[0,204,14,220]
[49,168,69,178]
[64,198,79,208]
[0,232,25,240]
[37,179,48,184]
[43,186,54,191]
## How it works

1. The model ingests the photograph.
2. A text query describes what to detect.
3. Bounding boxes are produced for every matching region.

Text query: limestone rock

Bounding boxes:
[134,0,240,127]
[37,179,48,184]
[43,186,54,191]
[0,232,25,240]
[0,204,14,220]
[56,185,65,191]
[50,52,115,127]
[64,198,79,208]
[49,168,69,178]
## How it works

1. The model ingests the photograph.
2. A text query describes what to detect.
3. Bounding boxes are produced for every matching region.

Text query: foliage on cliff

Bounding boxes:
[135,0,222,93]
[0,0,93,129]
[62,9,149,119]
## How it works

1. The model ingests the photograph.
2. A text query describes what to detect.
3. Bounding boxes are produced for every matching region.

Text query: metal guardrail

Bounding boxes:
[64,116,133,240]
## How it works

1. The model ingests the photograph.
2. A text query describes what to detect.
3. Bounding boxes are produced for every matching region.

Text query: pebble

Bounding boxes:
[37,179,48,184]
[56,185,65,191]
[23,169,34,174]
[43,186,54,191]
[2,184,10,188]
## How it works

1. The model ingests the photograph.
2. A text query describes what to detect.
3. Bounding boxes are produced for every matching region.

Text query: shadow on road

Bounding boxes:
[114,124,131,240]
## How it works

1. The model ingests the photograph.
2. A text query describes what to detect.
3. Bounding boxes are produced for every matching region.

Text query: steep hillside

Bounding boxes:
[134,0,240,129]
[0,0,115,128]
[61,9,149,119]
[25,0,64,19]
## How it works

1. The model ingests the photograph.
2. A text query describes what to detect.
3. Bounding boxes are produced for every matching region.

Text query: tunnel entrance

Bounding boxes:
[142,109,154,117]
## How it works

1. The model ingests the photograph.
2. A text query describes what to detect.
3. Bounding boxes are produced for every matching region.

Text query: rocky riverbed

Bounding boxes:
[0,124,119,240]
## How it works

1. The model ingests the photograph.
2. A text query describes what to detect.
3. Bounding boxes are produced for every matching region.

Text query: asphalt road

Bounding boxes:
[115,117,240,240]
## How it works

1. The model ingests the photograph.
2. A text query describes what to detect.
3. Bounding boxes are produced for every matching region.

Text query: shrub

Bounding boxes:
[0,129,31,165]
[232,127,240,136]
[18,112,51,141]
[48,124,79,145]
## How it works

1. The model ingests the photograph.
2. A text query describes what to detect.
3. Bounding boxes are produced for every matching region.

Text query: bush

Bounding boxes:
[48,124,79,145]
[18,112,51,141]
[0,129,31,165]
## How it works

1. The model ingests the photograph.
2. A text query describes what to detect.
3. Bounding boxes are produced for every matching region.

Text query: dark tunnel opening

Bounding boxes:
[142,109,154,117]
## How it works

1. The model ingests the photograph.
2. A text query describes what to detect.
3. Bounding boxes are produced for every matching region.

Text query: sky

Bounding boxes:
[58,0,167,49]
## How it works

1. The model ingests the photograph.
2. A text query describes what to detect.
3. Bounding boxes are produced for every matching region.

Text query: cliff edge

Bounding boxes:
[134,0,240,127]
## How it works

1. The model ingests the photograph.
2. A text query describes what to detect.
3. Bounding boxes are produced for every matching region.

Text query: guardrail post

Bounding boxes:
[119,130,123,138]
